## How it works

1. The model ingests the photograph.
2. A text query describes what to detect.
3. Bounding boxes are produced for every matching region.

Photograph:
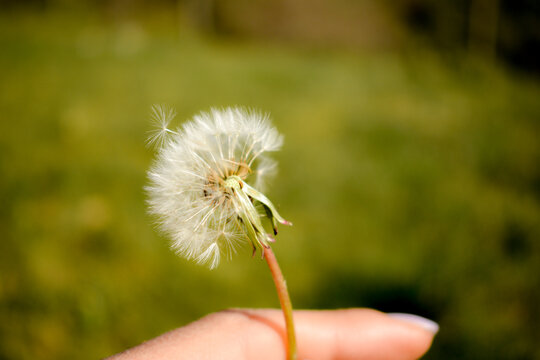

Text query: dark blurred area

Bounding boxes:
[3,0,539,73]
[1,0,539,359]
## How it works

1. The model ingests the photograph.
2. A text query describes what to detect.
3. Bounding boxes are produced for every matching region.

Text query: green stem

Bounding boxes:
[264,248,297,360]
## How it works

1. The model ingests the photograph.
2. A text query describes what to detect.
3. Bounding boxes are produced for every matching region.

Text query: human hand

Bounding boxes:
[106,308,438,360]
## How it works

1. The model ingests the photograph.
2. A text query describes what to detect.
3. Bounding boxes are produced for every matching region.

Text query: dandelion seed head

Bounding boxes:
[146,106,287,269]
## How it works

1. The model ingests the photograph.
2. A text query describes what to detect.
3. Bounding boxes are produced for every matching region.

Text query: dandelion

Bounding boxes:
[146,106,297,359]
[146,106,291,268]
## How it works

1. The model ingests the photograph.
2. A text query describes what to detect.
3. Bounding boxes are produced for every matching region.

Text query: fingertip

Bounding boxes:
[383,312,438,359]
[293,309,437,360]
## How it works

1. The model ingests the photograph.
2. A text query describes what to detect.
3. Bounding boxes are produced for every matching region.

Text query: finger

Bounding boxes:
[107,308,438,360]
[237,309,438,360]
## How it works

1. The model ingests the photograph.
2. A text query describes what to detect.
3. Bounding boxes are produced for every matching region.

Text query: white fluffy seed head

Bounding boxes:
[146,106,283,269]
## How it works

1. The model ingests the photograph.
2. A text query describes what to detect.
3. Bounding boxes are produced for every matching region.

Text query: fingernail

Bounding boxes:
[388,313,439,335]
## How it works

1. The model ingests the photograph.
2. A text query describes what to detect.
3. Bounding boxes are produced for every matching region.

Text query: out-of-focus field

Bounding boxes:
[1,8,539,360]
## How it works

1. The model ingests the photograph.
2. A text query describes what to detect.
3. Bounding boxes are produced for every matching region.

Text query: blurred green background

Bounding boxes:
[1,1,539,359]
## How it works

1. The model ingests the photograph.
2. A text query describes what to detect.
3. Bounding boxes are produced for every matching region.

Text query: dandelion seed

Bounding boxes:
[146,107,291,269]
[146,104,178,148]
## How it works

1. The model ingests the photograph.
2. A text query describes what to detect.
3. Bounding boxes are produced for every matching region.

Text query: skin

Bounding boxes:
[106,308,437,360]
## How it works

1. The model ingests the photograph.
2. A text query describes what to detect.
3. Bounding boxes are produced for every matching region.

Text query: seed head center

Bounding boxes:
[223,176,242,190]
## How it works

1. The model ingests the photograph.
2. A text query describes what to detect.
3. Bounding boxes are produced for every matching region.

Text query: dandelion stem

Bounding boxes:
[264,247,297,360]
